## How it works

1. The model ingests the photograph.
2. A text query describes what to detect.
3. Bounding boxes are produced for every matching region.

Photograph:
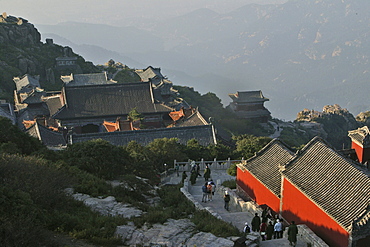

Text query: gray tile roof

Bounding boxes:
[282,136,370,231]
[53,82,173,120]
[229,91,269,103]
[13,74,40,93]
[62,72,115,87]
[70,125,217,146]
[135,66,163,83]
[348,126,370,148]
[44,95,63,117]
[22,90,46,104]
[239,138,296,196]
[175,109,209,127]
[26,122,66,147]
[0,103,15,124]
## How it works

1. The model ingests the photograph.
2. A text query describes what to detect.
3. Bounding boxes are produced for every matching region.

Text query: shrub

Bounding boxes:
[191,210,240,237]
[222,179,236,189]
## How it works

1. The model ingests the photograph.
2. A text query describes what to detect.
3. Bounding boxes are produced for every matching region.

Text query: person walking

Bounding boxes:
[196,163,201,177]
[274,219,283,239]
[204,165,211,181]
[243,222,251,237]
[175,163,179,177]
[251,213,261,232]
[181,171,187,183]
[207,182,213,201]
[266,221,274,240]
[201,182,208,203]
[288,221,298,246]
[223,190,230,210]
[260,219,267,241]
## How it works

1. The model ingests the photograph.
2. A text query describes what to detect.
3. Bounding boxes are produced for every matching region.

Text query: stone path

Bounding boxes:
[165,169,307,247]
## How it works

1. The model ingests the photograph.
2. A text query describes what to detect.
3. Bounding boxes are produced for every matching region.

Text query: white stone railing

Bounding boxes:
[174,158,243,171]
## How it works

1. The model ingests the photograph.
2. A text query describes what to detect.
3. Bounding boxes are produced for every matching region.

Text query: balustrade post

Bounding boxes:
[227,157,231,169]
[201,158,204,170]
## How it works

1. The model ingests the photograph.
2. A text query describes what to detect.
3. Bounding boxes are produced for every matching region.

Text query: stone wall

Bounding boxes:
[71,124,217,146]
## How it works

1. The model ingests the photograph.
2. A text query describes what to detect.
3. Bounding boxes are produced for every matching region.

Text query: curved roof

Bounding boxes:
[282,137,370,231]
[229,90,269,103]
[239,138,295,196]
[53,82,173,120]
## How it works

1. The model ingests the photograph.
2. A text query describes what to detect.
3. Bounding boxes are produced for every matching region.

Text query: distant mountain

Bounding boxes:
[35,0,370,120]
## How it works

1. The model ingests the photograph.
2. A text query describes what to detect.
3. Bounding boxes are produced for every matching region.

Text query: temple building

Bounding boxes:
[227,90,271,122]
[52,82,174,133]
[348,126,370,166]
[61,72,116,87]
[236,136,370,247]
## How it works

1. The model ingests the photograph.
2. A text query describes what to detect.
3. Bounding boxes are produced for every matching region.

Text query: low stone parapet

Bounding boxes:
[297,225,329,247]
[181,180,222,219]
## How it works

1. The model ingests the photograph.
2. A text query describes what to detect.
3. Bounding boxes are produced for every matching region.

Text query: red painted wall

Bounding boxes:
[351,141,370,164]
[352,142,364,163]
[236,166,280,214]
[282,178,349,247]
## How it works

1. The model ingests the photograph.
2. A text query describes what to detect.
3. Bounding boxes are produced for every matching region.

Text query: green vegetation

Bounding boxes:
[113,67,141,83]
[174,86,269,137]
[0,41,100,102]
[279,125,312,149]
[1,115,269,245]
[0,117,45,155]
[222,179,237,189]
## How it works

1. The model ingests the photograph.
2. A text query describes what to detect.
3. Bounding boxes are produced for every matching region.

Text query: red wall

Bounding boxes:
[282,178,349,247]
[352,142,364,163]
[351,141,370,164]
[237,166,280,214]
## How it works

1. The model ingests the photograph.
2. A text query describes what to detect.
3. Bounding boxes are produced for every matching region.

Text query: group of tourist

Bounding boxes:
[201,180,216,202]
[247,212,299,246]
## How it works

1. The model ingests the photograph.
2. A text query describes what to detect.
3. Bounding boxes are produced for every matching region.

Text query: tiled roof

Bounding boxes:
[229,91,269,103]
[26,122,66,147]
[62,72,115,87]
[53,83,173,120]
[13,74,40,93]
[71,125,217,146]
[348,126,370,148]
[175,109,209,127]
[240,139,296,196]
[22,90,46,104]
[282,136,370,231]
[0,103,15,124]
[44,95,63,116]
[135,66,163,83]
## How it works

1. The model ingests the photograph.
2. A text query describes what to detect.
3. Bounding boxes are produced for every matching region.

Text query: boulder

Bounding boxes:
[72,193,142,218]
[116,219,235,247]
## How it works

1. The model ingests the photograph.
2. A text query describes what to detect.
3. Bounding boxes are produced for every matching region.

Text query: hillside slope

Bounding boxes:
[0,14,99,101]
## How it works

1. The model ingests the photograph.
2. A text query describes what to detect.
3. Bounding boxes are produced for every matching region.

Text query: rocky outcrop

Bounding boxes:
[0,14,41,46]
[72,193,143,218]
[115,219,235,247]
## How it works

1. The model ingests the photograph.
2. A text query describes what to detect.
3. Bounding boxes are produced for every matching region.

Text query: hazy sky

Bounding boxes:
[1,0,287,26]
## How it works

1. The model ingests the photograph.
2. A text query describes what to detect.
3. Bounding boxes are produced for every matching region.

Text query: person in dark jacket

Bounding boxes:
[288,221,298,246]
[223,190,230,210]
[181,171,187,183]
[251,213,261,232]
[203,165,211,181]
[266,221,274,240]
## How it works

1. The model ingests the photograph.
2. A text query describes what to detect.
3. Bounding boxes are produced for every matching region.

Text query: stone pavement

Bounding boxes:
[165,169,307,247]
